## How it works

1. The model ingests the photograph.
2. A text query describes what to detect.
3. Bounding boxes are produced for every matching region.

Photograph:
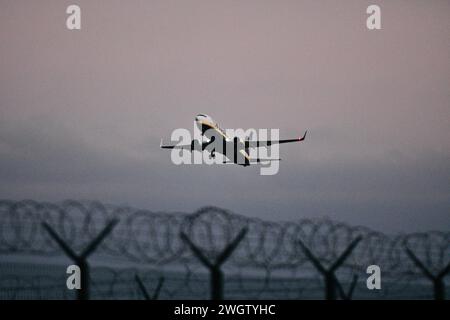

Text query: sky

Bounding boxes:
[0,0,449,233]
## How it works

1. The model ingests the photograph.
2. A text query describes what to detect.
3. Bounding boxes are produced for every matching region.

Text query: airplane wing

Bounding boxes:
[160,139,192,149]
[160,139,210,150]
[246,131,307,148]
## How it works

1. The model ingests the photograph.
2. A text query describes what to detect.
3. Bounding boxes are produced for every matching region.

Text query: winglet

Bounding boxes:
[160,138,163,148]
[299,130,308,141]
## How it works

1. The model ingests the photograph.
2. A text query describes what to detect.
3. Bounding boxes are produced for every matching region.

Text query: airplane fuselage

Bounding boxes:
[195,114,251,166]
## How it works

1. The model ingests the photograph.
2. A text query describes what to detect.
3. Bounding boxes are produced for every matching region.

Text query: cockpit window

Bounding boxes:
[197,114,208,118]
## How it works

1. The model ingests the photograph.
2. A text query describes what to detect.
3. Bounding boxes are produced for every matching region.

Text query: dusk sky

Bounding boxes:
[1,0,449,233]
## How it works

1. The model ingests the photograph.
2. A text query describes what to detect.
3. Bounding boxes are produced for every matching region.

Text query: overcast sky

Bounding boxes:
[0,0,449,233]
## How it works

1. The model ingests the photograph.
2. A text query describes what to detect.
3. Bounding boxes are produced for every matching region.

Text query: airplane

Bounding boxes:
[160,114,307,166]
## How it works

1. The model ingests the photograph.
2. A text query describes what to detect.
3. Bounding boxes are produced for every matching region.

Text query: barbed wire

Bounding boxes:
[0,200,448,299]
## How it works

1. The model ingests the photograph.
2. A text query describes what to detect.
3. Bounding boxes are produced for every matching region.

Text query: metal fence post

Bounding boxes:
[135,275,164,300]
[335,274,358,300]
[180,227,248,300]
[42,219,118,300]
[298,236,362,300]
[405,247,450,300]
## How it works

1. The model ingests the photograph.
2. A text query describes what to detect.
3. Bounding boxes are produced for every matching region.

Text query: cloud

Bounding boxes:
[0,0,449,233]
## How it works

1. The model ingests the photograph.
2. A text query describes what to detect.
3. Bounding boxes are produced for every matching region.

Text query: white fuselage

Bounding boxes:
[195,114,250,164]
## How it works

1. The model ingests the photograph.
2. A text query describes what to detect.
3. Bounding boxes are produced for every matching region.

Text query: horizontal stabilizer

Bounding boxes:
[222,158,281,165]
[249,158,282,163]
